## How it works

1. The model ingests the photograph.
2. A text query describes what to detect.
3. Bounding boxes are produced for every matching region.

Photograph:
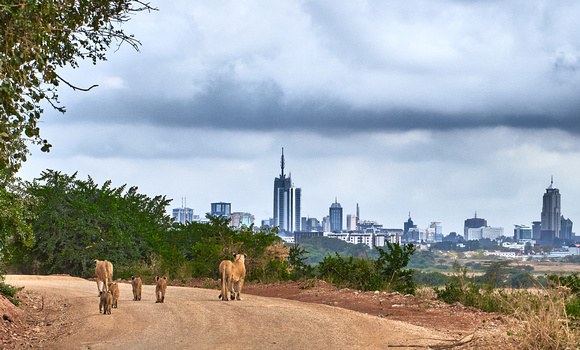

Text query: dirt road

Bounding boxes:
[6,275,454,349]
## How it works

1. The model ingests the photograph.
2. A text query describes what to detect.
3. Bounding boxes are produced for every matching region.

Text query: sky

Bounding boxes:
[16,0,580,236]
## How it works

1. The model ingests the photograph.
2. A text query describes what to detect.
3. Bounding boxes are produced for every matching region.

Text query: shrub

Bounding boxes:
[288,245,315,281]
[318,242,416,294]
[0,279,23,306]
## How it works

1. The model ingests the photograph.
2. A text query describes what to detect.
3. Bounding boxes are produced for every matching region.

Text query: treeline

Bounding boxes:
[4,170,285,283]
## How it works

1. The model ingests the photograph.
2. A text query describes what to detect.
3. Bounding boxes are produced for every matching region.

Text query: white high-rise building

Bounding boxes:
[346,214,357,231]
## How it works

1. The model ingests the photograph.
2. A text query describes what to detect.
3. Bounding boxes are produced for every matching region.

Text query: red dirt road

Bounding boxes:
[4,275,461,349]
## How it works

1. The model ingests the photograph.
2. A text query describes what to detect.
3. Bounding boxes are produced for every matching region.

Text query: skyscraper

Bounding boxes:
[273,148,301,233]
[329,198,343,233]
[540,177,561,241]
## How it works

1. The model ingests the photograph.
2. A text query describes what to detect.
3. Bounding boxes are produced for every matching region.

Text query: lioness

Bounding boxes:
[94,259,113,296]
[155,276,167,303]
[99,290,112,315]
[109,282,120,308]
[218,253,246,301]
[131,276,142,301]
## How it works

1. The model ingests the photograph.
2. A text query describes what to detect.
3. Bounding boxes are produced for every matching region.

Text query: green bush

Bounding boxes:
[318,253,376,291]
[413,271,449,286]
[0,279,23,306]
[318,242,416,294]
[288,245,315,281]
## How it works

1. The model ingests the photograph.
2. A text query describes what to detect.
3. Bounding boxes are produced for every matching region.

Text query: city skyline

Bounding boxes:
[167,157,574,240]
[15,1,580,237]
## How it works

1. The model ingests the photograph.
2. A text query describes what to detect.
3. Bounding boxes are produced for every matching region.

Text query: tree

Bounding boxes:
[288,244,314,281]
[0,0,155,176]
[478,261,513,288]
[375,242,416,294]
[7,170,172,277]
[0,179,34,266]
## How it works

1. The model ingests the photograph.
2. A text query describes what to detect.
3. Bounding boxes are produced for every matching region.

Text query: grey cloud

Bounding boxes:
[62,75,580,135]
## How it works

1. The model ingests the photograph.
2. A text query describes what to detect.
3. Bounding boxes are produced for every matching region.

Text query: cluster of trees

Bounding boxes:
[4,170,286,283]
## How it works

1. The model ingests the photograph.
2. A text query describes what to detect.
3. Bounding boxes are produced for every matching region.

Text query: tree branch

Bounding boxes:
[56,73,99,92]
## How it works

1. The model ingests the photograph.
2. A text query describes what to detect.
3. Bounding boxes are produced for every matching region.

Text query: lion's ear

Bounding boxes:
[244,254,247,258]
[233,253,237,258]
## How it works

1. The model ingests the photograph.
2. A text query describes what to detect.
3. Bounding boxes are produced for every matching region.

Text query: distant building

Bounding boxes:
[172,207,194,224]
[541,177,561,241]
[561,216,574,241]
[532,221,542,240]
[210,202,231,217]
[404,214,417,242]
[294,231,323,244]
[358,220,383,233]
[466,226,504,241]
[464,212,487,239]
[322,216,331,232]
[329,199,343,232]
[407,227,421,242]
[346,214,357,231]
[514,225,532,240]
[273,148,301,233]
[302,217,321,232]
[430,222,443,242]
[326,231,402,249]
[229,212,254,228]
[261,218,274,228]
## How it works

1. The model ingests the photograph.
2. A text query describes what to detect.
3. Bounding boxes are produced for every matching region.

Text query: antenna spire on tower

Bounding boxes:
[280,147,285,177]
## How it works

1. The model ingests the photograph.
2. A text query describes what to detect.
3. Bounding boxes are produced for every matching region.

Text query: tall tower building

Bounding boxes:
[329,198,343,232]
[541,177,561,240]
[273,148,301,233]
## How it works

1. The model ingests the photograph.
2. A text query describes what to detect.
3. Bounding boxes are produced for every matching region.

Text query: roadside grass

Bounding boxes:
[432,265,580,349]
[501,287,579,349]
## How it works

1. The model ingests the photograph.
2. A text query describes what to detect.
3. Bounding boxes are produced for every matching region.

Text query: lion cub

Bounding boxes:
[131,276,142,301]
[218,253,247,301]
[109,282,120,308]
[155,276,167,303]
[99,290,112,315]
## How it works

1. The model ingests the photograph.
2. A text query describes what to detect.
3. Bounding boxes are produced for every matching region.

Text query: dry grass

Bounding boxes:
[495,287,579,349]
[415,286,437,299]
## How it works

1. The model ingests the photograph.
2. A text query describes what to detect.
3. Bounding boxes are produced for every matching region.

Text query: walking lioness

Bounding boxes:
[131,276,142,301]
[218,253,246,301]
[94,259,113,296]
[155,276,167,303]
